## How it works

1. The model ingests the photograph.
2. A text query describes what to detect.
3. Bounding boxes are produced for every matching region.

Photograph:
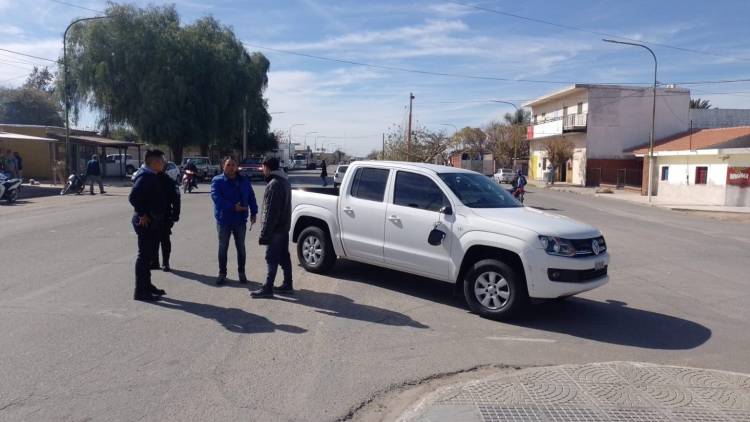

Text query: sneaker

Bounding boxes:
[250,288,274,299]
[215,274,226,286]
[238,273,248,284]
[273,283,294,294]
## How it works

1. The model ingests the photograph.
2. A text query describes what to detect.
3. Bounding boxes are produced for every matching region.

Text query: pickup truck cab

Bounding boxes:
[291,161,609,320]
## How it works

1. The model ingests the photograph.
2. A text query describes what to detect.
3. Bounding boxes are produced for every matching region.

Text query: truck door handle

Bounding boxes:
[343,207,354,213]
[388,215,400,222]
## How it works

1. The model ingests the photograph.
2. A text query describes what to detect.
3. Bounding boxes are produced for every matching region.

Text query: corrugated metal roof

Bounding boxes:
[629,126,750,155]
[0,131,56,142]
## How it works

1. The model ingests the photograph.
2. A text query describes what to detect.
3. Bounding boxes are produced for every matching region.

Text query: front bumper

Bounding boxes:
[523,248,609,298]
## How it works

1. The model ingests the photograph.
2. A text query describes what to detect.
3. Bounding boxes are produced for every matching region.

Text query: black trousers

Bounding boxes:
[135,224,158,294]
[151,224,172,267]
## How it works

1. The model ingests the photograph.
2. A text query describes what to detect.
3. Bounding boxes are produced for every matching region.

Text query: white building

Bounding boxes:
[524,84,690,187]
[630,127,750,206]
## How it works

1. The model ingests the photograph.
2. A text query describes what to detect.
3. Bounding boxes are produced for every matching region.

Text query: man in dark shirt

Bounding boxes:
[85,154,105,195]
[251,157,293,298]
[128,150,168,301]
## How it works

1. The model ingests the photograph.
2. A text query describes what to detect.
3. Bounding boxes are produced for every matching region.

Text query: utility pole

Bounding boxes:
[381,133,385,160]
[407,93,414,162]
[242,106,247,160]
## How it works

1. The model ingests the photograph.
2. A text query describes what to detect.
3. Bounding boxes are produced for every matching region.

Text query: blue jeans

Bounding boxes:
[217,223,246,275]
[265,232,292,288]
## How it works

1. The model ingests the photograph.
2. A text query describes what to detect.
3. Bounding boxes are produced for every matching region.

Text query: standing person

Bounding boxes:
[251,157,293,298]
[13,152,23,180]
[129,149,168,302]
[211,156,258,285]
[54,159,67,186]
[85,154,105,195]
[320,159,328,186]
[4,150,18,178]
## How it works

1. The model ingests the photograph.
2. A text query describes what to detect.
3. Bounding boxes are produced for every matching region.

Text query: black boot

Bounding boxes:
[238,273,248,284]
[149,284,166,296]
[162,260,171,272]
[273,282,294,294]
[134,291,161,302]
[215,274,226,286]
[250,286,274,299]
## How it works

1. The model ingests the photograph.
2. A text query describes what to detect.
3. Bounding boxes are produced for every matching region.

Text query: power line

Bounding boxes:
[48,0,105,14]
[0,48,57,63]
[448,0,750,63]
[0,60,35,71]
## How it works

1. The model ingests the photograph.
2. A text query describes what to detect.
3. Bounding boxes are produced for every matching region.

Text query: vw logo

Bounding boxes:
[592,239,601,255]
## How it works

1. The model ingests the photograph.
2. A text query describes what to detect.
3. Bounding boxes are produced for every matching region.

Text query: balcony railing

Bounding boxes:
[563,113,587,130]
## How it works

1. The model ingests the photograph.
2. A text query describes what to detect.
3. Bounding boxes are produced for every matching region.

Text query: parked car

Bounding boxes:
[104,154,140,176]
[291,161,609,320]
[333,165,348,188]
[238,157,264,179]
[493,168,515,184]
[180,157,220,181]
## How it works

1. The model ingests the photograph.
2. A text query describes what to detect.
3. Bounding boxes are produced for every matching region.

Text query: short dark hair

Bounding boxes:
[144,149,165,164]
[262,157,280,171]
[222,156,236,168]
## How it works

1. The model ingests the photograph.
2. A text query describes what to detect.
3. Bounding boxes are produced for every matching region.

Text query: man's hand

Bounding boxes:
[250,214,257,224]
[138,215,150,227]
[234,202,247,213]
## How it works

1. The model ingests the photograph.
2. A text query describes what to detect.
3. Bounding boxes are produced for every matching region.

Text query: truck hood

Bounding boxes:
[469,206,601,239]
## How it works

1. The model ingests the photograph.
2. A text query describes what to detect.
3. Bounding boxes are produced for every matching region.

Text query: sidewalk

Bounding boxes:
[398,362,750,422]
[533,183,750,214]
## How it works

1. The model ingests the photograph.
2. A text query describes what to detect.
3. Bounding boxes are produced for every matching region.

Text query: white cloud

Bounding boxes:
[426,2,474,18]
[0,25,23,36]
[0,39,60,88]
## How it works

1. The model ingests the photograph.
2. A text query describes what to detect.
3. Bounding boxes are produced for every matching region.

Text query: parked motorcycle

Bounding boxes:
[0,172,22,204]
[62,173,86,195]
[182,169,196,194]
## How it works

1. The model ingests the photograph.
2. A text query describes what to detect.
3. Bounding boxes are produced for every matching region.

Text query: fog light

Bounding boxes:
[550,271,561,280]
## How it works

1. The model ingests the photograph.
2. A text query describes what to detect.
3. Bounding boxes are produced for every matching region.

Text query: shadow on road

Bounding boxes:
[171,269,262,289]
[510,298,712,350]
[152,297,307,334]
[324,262,710,349]
[276,288,430,329]
[529,206,562,211]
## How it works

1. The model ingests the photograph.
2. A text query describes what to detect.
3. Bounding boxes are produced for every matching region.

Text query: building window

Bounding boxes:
[541,112,546,121]
[660,166,669,181]
[695,166,708,185]
[577,102,583,114]
[533,115,537,123]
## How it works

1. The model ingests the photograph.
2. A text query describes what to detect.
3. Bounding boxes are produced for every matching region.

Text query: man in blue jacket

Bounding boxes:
[85,154,105,195]
[211,156,258,285]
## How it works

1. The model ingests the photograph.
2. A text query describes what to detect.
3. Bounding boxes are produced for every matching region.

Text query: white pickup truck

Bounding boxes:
[290,161,609,320]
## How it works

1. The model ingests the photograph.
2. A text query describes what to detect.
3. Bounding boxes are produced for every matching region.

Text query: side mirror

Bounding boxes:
[439,205,453,215]
[428,228,446,246]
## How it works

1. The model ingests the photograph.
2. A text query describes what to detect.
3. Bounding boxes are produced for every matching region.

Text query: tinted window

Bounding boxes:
[337,166,348,173]
[350,167,389,202]
[394,172,448,212]
[438,173,522,208]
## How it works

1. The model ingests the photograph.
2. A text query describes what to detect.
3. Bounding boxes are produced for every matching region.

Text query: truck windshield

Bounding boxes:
[438,173,522,208]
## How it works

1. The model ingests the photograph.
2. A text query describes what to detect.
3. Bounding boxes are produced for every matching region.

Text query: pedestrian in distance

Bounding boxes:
[13,152,23,180]
[128,149,169,302]
[86,154,105,195]
[251,157,293,299]
[3,149,18,178]
[320,159,328,186]
[211,156,258,285]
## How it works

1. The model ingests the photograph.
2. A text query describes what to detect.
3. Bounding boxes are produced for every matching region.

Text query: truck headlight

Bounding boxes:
[538,236,576,257]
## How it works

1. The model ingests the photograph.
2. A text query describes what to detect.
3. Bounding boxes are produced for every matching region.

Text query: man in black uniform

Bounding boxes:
[148,168,181,271]
[129,150,169,301]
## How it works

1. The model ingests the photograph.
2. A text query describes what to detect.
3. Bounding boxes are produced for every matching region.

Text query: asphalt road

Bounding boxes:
[1,170,749,421]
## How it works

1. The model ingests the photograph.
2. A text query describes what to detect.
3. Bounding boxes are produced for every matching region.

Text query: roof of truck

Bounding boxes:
[354,161,475,174]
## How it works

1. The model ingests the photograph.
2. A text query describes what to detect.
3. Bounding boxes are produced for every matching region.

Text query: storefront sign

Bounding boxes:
[727,167,750,187]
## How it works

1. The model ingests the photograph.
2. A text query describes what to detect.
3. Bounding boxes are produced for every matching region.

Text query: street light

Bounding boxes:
[314,135,325,151]
[288,123,304,163]
[490,100,523,171]
[603,38,658,202]
[304,131,318,150]
[63,15,111,174]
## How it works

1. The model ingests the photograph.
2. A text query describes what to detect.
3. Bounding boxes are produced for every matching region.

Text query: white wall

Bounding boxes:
[529,90,588,139]
[529,134,586,184]
[689,109,750,129]
[586,87,689,159]
[656,155,728,205]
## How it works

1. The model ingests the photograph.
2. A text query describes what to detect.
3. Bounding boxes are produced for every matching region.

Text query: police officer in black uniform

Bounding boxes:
[129,149,170,301]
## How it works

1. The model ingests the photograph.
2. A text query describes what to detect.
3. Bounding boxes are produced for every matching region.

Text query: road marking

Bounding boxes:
[485,336,556,343]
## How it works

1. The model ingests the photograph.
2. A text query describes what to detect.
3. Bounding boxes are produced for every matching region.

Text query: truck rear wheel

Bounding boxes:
[297,226,336,273]
[463,259,528,320]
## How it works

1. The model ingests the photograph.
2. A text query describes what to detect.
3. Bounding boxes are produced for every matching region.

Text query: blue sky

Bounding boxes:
[2,0,750,155]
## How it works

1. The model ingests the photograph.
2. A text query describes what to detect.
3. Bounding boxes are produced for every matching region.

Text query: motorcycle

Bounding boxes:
[509,186,525,204]
[0,172,22,204]
[62,173,86,195]
[182,169,196,194]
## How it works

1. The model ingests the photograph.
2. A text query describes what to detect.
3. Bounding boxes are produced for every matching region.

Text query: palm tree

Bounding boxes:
[690,98,711,109]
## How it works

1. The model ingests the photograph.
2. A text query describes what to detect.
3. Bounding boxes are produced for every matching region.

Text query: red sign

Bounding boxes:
[727,167,750,187]
[527,125,534,140]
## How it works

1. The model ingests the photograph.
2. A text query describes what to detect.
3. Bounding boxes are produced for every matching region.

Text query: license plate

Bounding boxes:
[594,261,605,270]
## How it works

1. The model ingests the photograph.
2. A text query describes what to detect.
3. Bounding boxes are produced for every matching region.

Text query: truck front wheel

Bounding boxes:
[297,226,336,273]
[463,259,528,320]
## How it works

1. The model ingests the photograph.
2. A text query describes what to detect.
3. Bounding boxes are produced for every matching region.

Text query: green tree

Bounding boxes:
[544,138,574,181]
[63,4,271,162]
[383,123,452,162]
[690,98,711,109]
[0,87,64,126]
[485,109,530,168]
[24,66,56,93]
[454,127,486,158]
